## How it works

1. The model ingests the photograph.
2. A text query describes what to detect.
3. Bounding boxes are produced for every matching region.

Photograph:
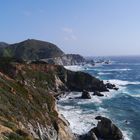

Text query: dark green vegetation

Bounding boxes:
[0,39,64,60]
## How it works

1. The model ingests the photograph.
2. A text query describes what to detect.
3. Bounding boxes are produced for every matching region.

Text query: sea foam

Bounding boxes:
[58,91,117,134]
[58,91,132,140]
[64,65,84,71]
[106,79,140,86]
[95,68,131,72]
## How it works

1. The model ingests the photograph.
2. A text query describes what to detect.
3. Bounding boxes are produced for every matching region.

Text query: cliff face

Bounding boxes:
[0,61,74,140]
[0,60,107,93]
[0,59,108,140]
[41,54,86,66]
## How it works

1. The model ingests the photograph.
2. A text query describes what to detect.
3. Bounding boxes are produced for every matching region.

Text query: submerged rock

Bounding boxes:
[93,91,104,97]
[91,116,124,140]
[81,90,91,99]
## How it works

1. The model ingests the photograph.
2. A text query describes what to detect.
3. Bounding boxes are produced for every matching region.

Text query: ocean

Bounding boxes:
[58,56,140,140]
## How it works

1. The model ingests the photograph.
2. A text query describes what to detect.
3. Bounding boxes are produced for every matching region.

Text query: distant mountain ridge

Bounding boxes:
[0,39,64,60]
[0,39,88,65]
[0,42,9,47]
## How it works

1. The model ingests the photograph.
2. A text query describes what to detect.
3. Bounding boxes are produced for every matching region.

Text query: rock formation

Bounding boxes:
[79,116,124,140]
[93,91,104,97]
[81,90,91,99]
[106,83,119,90]
[91,116,124,140]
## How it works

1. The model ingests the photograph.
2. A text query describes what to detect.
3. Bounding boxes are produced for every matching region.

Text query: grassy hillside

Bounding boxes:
[0,39,64,60]
[0,62,59,140]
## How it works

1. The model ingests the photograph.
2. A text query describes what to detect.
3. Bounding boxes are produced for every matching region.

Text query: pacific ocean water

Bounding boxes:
[58,56,140,140]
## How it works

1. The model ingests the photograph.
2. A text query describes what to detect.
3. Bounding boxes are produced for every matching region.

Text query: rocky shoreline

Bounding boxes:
[0,39,125,140]
[57,91,124,140]
[56,66,124,140]
[0,59,123,140]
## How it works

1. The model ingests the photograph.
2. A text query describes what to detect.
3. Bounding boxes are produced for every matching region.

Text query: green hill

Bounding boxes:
[0,42,9,48]
[0,39,64,60]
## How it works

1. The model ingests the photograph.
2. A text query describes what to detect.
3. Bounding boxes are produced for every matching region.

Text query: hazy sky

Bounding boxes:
[0,0,140,56]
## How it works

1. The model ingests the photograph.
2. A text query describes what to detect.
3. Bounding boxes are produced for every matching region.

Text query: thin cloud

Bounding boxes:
[62,27,73,34]
[64,35,77,41]
[71,35,77,40]
[62,27,77,41]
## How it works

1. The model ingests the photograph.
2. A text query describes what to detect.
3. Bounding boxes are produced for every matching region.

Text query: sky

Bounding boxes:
[0,0,140,56]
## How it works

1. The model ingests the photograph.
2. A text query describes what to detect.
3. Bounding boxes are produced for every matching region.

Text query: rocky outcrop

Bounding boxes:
[91,116,124,140]
[106,83,119,90]
[81,90,91,99]
[93,91,104,97]
[0,59,109,93]
[78,131,98,140]
[65,70,109,92]
[79,116,124,140]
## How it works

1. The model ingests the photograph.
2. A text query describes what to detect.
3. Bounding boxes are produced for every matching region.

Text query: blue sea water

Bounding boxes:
[58,56,140,140]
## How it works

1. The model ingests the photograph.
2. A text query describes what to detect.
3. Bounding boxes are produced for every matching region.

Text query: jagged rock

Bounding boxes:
[114,87,119,91]
[93,91,104,97]
[106,83,115,89]
[65,70,109,92]
[81,90,91,99]
[91,116,124,140]
[79,131,98,140]
[106,83,119,90]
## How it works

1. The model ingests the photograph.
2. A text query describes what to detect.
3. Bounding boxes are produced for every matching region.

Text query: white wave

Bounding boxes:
[122,130,133,140]
[59,91,118,105]
[58,105,108,135]
[98,107,108,112]
[58,91,119,134]
[95,68,131,72]
[59,105,132,140]
[118,63,140,66]
[98,72,112,75]
[131,94,140,98]
[64,65,84,71]
[105,79,140,86]
[58,91,132,140]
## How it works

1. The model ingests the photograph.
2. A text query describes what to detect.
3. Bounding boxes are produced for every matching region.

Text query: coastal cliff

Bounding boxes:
[0,61,75,140]
[0,39,123,140]
[0,58,109,140]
